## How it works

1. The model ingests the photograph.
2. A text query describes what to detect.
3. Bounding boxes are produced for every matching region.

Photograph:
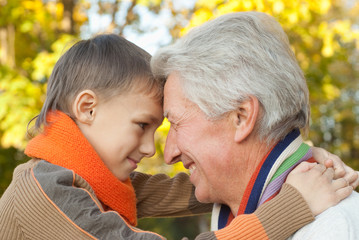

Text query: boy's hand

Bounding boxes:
[286,162,353,216]
[312,146,359,188]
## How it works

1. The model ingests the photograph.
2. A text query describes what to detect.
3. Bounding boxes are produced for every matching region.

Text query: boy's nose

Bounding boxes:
[164,127,181,165]
[140,136,156,158]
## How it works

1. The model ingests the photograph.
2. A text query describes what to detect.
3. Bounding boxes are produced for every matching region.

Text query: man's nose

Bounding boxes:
[164,127,181,165]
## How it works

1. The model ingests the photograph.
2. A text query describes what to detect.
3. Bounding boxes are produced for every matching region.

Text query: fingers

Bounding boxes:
[311,147,328,165]
[335,185,353,202]
[343,170,358,188]
[330,154,346,178]
[291,161,317,173]
[349,171,359,189]
[286,160,353,216]
[332,178,349,191]
[324,159,333,168]
[292,162,329,177]
[311,162,327,175]
[311,146,346,178]
[322,167,334,180]
[305,163,355,204]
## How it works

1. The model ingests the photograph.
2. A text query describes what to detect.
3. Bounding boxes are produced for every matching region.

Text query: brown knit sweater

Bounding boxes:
[0,159,314,239]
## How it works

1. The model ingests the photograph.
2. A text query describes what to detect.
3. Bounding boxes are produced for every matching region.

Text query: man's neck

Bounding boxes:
[211,129,308,231]
[227,138,274,216]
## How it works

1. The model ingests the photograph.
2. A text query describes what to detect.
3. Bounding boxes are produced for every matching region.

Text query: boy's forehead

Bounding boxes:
[130,79,163,100]
[126,91,164,122]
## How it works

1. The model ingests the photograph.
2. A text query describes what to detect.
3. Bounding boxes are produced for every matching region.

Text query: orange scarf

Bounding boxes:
[25,111,137,226]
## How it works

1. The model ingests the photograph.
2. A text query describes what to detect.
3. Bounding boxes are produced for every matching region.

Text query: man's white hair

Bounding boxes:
[151,11,310,143]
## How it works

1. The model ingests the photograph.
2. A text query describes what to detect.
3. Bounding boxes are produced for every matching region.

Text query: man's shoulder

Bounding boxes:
[318,191,359,222]
[288,191,359,240]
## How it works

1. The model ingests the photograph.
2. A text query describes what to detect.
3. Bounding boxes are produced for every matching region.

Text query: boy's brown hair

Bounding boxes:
[35,34,162,130]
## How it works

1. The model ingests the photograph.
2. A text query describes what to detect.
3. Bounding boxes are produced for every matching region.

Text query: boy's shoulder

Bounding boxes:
[30,160,99,203]
[1,159,162,239]
[12,158,39,176]
[4,159,100,211]
[12,159,97,197]
[16,160,165,239]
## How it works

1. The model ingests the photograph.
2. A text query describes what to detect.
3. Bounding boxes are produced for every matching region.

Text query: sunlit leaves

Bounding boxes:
[272,1,284,14]
[180,8,212,36]
[32,34,77,81]
[73,0,90,25]
[46,1,64,19]
[0,34,77,149]
[0,0,85,150]
[0,68,43,148]
[322,83,340,100]
[137,0,162,7]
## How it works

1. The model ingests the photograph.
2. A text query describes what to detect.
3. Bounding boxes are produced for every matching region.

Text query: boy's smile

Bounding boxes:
[127,157,140,169]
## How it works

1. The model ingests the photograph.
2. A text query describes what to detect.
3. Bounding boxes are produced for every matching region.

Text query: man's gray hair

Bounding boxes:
[151,11,310,143]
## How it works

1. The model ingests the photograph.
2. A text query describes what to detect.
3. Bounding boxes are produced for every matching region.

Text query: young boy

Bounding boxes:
[0,34,355,240]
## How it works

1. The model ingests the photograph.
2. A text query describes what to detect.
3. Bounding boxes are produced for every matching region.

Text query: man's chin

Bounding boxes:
[194,188,211,203]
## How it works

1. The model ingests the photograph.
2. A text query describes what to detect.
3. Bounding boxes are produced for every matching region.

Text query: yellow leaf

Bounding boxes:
[272,1,284,14]
[322,33,333,57]
[287,11,298,24]
[22,0,43,10]
[55,2,64,19]
[46,1,59,16]
[137,0,162,7]
[180,8,213,36]
[322,83,340,100]
[319,0,331,14]
[1,125,27,149]
[318,21,328,37]
[242,0,253,11]
[254,0,265,11]
[74,4,88,24]
[157,118,170,133]
[20,21,33,33]
[196,0,223,10]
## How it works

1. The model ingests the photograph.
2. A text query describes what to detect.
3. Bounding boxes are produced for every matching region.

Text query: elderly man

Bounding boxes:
[151,11,359,239]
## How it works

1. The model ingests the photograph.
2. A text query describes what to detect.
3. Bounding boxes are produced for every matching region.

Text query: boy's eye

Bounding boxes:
[138,123,148,130]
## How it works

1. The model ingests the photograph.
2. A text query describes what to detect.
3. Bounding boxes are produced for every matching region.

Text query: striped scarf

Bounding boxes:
[211,129,313,230]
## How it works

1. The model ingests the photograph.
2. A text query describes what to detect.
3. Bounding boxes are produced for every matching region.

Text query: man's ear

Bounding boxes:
[232,96,260,143]
[72,90,98,124]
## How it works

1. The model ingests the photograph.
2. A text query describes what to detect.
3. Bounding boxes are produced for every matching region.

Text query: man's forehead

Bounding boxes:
[163,76,182,119]
[163,108,181,121]
[163,96,190,119]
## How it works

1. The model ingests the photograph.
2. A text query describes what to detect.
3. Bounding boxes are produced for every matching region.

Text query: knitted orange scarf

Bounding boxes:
[25,111,137,226]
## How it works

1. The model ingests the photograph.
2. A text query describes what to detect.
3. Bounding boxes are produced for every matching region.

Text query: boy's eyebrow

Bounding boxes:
[141,113,163,125]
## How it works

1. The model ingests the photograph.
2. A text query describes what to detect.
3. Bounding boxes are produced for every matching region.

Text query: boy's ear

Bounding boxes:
[72,90,98,124]
[231,95,260,143]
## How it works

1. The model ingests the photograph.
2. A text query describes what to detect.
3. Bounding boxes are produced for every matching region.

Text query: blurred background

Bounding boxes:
[1,0,359,239]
